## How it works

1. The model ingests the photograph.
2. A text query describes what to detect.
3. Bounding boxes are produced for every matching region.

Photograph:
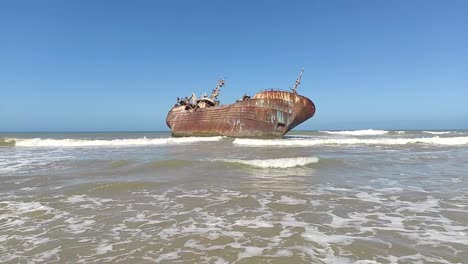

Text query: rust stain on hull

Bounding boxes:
[166,90,315,138]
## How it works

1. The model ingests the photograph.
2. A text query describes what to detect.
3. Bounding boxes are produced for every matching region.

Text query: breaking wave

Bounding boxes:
[13,137,223,147]
[319,129,388,136]
[220,157,319,168]
[422,131,452,135]
[0,138,16,147]
[233,136,468,147]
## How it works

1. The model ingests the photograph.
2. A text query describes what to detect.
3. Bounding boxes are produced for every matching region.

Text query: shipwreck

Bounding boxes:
[166,70,316,138]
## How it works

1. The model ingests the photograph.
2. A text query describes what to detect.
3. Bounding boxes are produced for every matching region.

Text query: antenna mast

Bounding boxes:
[291,68,304,94]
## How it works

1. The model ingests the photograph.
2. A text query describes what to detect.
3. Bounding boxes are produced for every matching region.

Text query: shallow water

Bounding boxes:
[1,130,467,263]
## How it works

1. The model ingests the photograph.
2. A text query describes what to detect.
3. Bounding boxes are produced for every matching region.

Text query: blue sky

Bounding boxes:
[1,0,467,131]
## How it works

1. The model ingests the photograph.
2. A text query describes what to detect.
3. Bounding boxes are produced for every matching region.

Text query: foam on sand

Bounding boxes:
[14,136,223,147]
[319,129,388,136]
[221,156,319,168]
[233,136,468,147]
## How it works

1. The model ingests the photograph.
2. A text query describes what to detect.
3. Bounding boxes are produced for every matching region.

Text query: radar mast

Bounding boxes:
[291,69,304,94]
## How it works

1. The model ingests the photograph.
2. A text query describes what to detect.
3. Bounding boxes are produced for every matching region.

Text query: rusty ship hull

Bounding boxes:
[166,90,315,138]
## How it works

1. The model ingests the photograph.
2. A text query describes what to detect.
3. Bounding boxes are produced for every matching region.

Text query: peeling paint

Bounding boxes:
[166,90,315,138]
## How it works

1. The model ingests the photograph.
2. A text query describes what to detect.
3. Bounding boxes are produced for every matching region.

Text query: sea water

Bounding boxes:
[0,130,467,263]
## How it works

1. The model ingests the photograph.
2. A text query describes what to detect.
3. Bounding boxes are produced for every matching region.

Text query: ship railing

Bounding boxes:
[259,88,292,93]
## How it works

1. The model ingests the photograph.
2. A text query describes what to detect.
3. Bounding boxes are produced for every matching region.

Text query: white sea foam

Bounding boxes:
[235,219,274,228]
[233,136,468,147]
[96,242,113,254]
[221,156,319,168]
[154,249,181,262]
[277,196,308,205]
[2,201,54,214]
[33,246,61,263]
[14,136,223,147]
[319,129,388,136]
[422,131,452,135]
[65,195,113,209]
[238,247,264,259]
[64,217,96,234]
[2,170,467,263]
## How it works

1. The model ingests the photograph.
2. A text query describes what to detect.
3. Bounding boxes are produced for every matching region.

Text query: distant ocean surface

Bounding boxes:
[1,130,467,263]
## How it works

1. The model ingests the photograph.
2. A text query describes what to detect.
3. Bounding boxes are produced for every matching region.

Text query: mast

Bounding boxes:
[191,92,197,105]
[291,68,304,94]
[210,79,225,102]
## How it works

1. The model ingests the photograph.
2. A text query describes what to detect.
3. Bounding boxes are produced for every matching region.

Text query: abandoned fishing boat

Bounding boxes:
[166,70,315,138]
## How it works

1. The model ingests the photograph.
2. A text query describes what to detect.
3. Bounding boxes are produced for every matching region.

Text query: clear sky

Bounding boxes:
[1,0,467,132]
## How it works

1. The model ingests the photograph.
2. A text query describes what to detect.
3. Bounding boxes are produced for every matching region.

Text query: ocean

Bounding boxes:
[0,130,467,263]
